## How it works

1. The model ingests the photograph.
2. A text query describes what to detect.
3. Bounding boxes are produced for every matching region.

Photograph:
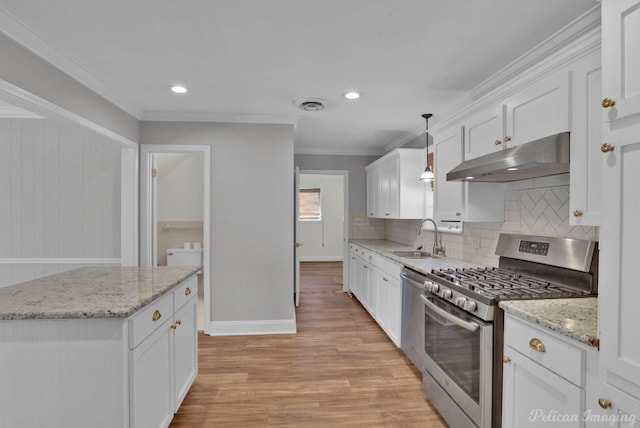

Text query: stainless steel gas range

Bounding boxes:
[402,233,598,428]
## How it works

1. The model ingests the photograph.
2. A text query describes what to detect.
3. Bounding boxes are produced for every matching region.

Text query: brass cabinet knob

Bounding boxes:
[573,210,583,217]
[152,310,162,321]
[351,257,356,260]
[503,356,511,363]
[601,143,615,153]
[176,320,182,325]
[455,211,461,217]
[602,97,616,108]
[529,337,546,352]
[383,277,389,282]
[364,266,368,270]
[504,136,512,142]
[170,324,177,330]
[185,287,192,296]
[370,212,374,215]
[495,140,502,145]
[598,398,612,409]
[385,213,390,216]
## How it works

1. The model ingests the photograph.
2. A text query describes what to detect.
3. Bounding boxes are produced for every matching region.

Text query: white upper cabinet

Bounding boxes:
[463,104,506,160]
[570,49,602,226]
[365,148,426,219]
[602,0,640,123]
[433,126,464,222]
[504,70,571,147]
[599,0,640,408]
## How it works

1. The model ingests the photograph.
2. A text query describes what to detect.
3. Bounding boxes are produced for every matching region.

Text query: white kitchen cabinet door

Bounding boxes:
[433,126,464,222]
[379,157,399,218]
[463,104,506,160]
[130,319,174,428]
[570,49,602,226]
[504,70,571,147]
[365,264,377,317]
[502,348,584,427]
[173,296,198,411]
[586,373,640,427]
[348,249,360,297]
[602,0,640,123]
[366,167,379,217]
[599,0,640,404]
[374,269,388,330]
[385,274,402,347]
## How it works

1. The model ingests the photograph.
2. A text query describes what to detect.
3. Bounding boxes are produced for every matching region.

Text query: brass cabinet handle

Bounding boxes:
[170,324,177,330]
[504,136,512,142]
[495,140,502,145]
[529,338,546,352]
[598,398,612,409]
[176,320,182,325]
[185,287,192,296]
[601,143,615,153]
[602,97,616,108]
[503,356,511,363]
[152,310,161,321]
[573,210,583,217]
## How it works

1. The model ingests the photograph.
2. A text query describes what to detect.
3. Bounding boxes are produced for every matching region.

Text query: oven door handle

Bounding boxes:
[420,294,479,332]
[400,273,426,290]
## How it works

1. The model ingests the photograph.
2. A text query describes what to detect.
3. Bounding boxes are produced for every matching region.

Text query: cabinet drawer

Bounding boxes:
[505,314,585,386]
[174,275,197,311]
[129,292,174,349]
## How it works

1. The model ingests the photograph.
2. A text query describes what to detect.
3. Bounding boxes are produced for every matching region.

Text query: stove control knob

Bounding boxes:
[455,297,467,308]
[442,289,452,299]
[464,301,477,312]
[427,282,440,293]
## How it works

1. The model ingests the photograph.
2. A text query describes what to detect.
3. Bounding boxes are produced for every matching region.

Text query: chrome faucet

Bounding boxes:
[416,218,446,257]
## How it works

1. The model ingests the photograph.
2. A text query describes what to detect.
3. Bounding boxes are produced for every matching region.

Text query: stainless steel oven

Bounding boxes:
[422,294,493,428]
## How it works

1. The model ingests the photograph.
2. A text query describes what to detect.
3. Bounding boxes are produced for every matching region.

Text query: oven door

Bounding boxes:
[421,294,493,428]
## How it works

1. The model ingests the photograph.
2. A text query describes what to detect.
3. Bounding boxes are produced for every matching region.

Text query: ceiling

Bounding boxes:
[0,0,599,155]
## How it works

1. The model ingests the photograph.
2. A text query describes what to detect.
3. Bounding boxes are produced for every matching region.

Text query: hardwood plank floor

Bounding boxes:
[171,261,447,427]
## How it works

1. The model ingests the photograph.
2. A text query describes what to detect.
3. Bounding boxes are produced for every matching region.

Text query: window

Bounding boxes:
[299,188,321,221]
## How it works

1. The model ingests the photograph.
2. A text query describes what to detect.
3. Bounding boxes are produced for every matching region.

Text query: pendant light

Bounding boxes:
[419,113,434,181]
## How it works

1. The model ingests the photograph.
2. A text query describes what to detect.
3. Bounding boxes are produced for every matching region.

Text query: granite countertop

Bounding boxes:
[350,239,480,274]
[499,298,599,348]
[0,266,200,320]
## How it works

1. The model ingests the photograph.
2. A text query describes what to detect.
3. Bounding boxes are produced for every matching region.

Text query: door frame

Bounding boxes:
[140,144,211,331]
[298,170,349,292]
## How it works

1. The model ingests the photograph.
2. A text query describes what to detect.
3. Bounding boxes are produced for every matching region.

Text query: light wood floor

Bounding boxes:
[170,262,447,427]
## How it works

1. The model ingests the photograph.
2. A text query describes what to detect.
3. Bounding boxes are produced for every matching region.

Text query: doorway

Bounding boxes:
[140,145,211,331]
[296,170,349,301]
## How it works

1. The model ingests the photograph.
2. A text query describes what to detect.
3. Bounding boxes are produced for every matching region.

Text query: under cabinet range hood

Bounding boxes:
[446,132,570,182]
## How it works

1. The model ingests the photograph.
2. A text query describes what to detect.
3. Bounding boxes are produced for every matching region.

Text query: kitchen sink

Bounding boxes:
[390,250,439,259]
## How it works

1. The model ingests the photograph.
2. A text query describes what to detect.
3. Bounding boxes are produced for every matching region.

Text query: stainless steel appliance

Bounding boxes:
[415,233,598,428]
[401,268,427,372]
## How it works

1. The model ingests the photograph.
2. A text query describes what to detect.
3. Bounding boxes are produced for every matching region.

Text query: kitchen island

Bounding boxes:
[0,266,200,428]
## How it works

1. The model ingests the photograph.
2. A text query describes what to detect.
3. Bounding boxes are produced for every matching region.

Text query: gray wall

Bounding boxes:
[141,121,295,329]
[0,32,140,143]
[294,154,379,214]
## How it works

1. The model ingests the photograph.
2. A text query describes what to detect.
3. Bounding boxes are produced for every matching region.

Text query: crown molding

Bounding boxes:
[470,4,601,101]
[0,104,44,119]
[294,146,384,156]
[0,7,143,119]
[141,110,300,125]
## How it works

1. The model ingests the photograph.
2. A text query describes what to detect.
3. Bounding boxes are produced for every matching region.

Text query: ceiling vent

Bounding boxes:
[294,97,328,111]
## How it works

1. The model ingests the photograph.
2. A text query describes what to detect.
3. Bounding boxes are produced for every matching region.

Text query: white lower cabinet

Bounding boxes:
[130,275,199,428]
[348,243,402,347]
[502,313,589,427]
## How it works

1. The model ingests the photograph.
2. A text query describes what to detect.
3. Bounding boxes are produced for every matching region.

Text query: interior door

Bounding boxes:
[294,166,301,306]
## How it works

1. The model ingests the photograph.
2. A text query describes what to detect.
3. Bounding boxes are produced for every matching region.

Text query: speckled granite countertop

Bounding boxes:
[350,239,481,274]
[0,266,200,320]
[499,298,599,348]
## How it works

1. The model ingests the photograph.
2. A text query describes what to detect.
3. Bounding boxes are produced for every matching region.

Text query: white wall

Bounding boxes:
[299,174,344,261]
[140,121,295,335]
[0,118,121,287]
[156,152,204,221]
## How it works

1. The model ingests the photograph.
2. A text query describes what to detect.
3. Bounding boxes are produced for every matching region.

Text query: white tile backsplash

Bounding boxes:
[385,185,598,267]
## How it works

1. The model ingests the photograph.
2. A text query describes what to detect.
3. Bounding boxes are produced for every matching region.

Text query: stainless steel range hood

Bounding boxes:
[446,132,570,182]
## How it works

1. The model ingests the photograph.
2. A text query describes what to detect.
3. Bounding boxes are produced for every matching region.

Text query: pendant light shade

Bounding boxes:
[420,113,434,181]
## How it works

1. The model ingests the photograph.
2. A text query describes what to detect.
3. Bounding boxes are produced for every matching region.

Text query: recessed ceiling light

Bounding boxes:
[465,176,475,180]
[170,85,188,94]
[343,91,361,100]
[507,167,518,171]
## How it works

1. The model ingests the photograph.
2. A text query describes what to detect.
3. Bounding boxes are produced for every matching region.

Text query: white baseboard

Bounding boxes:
[299,256,343,262]
[205,319,297,336]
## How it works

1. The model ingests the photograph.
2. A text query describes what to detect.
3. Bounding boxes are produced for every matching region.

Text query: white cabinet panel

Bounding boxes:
[174,297,198,411]
[434,126,464,222]
[464,104,506,160]
[570,49,602,226]
[505,70,571,147]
